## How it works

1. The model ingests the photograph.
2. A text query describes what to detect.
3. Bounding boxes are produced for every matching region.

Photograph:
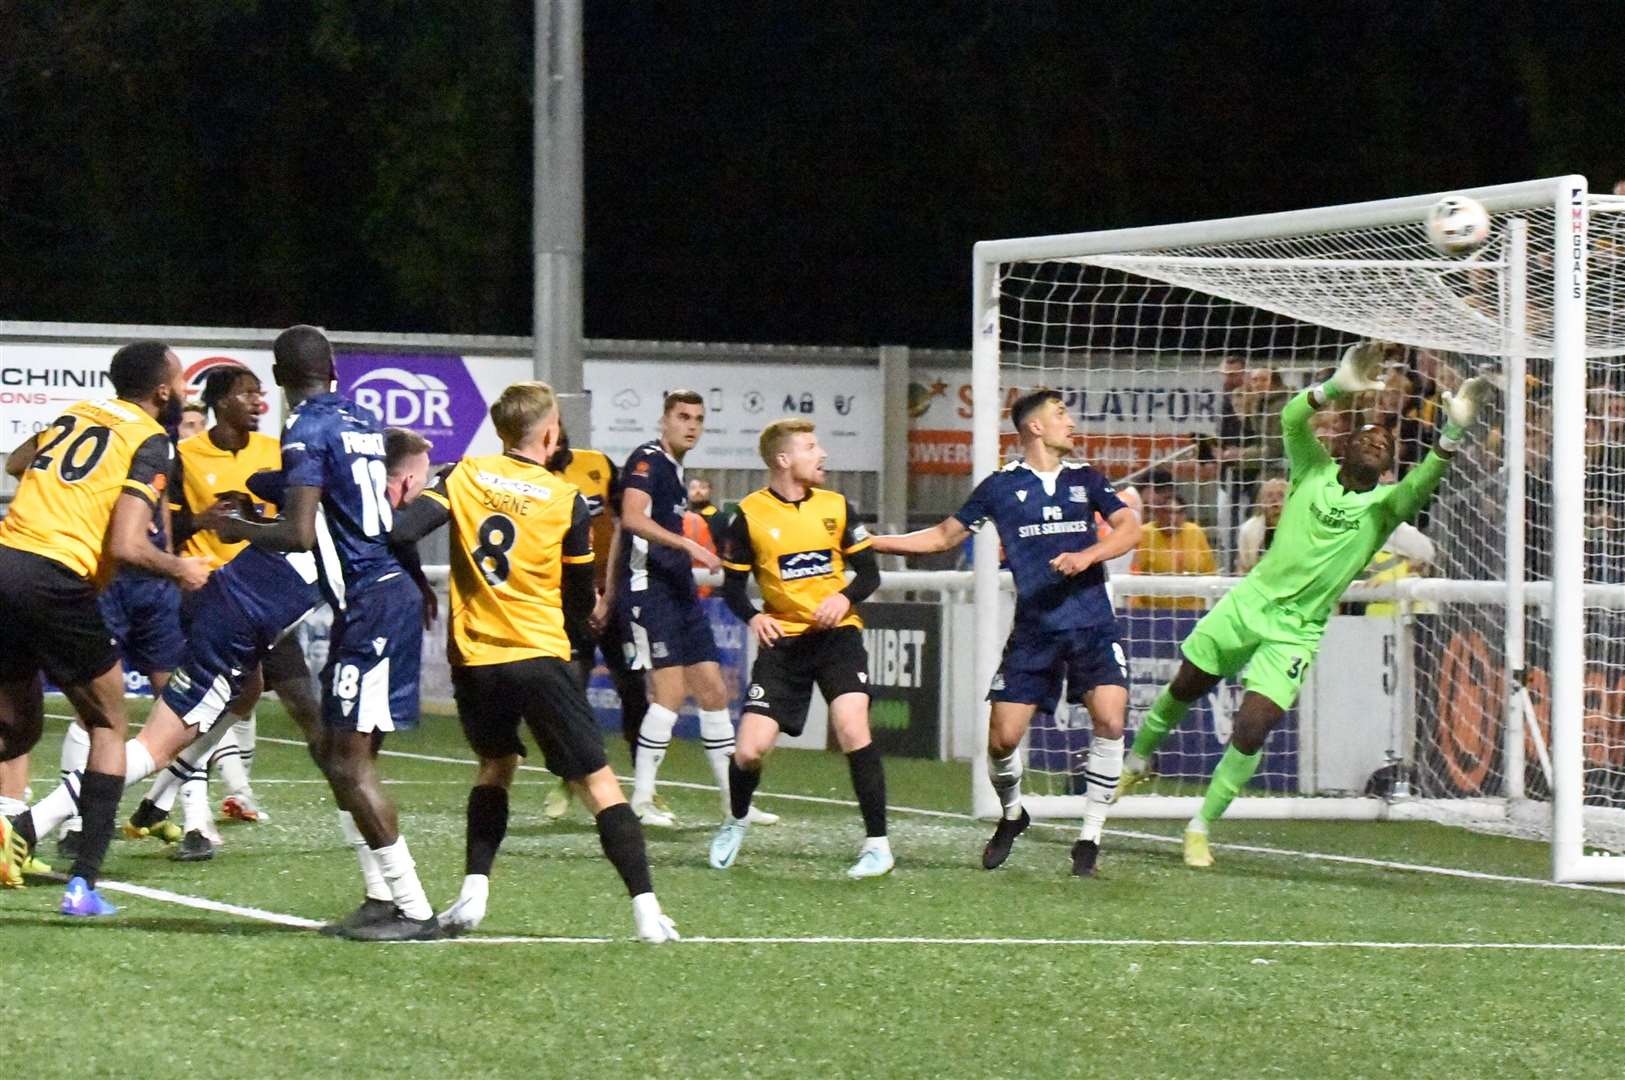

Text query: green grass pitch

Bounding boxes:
[7,697,1625,1079]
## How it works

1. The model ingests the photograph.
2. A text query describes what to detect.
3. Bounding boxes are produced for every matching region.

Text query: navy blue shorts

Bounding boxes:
[322,574,423,734]
[989,620,1129,714]
[99,572,184,676]
[162,576,278,734]
[621,581,718,670]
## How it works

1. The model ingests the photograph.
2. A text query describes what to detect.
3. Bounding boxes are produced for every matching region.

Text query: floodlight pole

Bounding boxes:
[535,0,590,437]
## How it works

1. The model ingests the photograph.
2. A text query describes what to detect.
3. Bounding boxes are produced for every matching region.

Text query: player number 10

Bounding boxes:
[351,458,392,537]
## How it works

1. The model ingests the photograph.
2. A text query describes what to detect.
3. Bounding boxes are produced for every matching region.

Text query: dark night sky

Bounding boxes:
[4,2,1625,348]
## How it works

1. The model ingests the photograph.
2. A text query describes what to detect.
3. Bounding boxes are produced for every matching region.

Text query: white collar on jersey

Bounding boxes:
[1004,457,1085,497]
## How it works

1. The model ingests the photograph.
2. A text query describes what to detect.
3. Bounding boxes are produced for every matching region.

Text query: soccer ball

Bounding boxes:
[1424,195,1491,256]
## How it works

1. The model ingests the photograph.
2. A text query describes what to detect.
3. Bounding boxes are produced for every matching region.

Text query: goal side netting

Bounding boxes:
[970,177,1625,882]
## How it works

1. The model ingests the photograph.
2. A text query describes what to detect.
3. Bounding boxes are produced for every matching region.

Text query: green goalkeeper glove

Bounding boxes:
[1438,376,1492,452]
[1321,341,1397,400]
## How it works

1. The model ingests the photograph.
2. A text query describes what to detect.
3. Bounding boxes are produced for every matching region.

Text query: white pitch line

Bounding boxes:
[91,879,324,930]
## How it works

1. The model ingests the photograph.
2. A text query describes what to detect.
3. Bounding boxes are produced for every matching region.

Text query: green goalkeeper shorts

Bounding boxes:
[1180,585,1326,711]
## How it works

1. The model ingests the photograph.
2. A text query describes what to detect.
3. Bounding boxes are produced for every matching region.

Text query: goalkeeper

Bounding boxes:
[1117,341,1491,867]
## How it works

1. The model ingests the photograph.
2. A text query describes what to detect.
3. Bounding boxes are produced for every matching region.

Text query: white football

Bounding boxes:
[1424,195,1491,255]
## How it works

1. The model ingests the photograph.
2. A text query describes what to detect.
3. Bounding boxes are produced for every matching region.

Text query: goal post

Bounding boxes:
[970,176,1625,882]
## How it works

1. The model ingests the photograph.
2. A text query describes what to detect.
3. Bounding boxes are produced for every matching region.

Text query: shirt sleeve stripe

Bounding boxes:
[842,538,874,555]
[561,553,596,565]
[420,489,450,508]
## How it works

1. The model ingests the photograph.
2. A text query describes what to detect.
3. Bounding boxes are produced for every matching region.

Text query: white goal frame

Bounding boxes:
[971,176,1618,883]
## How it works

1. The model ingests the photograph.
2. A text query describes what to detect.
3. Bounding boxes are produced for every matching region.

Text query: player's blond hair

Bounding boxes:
[759,417,815,468]
[490,381,557,448]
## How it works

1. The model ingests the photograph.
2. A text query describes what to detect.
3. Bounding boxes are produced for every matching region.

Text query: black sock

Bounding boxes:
[12,809,38,850]
[728,756,762,820]
[129,798,168,830]
[846,744,888,838]
[68,770,124,885]
[595,803,653,897]
[465,784,509,877]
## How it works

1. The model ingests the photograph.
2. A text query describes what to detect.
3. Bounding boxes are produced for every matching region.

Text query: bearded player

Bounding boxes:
[1118,341,1490,867]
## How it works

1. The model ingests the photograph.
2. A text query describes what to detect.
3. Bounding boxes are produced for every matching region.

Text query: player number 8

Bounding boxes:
[473,513,518,586]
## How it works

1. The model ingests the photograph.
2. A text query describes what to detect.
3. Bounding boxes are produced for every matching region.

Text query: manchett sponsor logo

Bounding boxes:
[779,550,834,580]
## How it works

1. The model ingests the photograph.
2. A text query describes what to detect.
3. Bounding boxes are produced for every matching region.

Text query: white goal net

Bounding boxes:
[971,177,1625,881]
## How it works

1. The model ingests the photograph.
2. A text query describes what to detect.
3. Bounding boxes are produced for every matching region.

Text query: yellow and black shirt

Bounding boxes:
[0,398,170,582]
[174,429,283,567]
[720,486,877,636]
[408,451,595,667]
[551,446,617,589]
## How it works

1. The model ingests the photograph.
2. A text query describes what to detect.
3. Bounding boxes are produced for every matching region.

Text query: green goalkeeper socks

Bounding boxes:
[1197,744,1263,825]
[1130,688,1190,760]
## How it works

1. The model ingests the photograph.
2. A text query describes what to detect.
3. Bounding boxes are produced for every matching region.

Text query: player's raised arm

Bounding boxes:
[1284,341,1397,478]
[1385,374,1491,524]
[870,478,986,557]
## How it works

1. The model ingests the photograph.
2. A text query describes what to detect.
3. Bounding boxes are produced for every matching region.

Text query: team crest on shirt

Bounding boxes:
[634,460,650,475]
[588,469,601,481]
[822,517,837,535]
[1015,490,1028,502]
[1068,486,1089,503]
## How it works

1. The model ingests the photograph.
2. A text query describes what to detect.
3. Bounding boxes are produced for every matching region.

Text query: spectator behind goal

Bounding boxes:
[1130,471,1216,610]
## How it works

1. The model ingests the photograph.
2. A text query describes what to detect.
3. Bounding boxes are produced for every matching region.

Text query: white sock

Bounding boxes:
[1186,815,1208,835]
[1123,749,1149,774]
[372,836,432,920]
[861,835,891,856]
[210,720,251,797]
[180,770,212,833]
[338,811,391,903]
[0,796,26,817]
[145,764,185,813]
[234,711,256,779]
[58,722,91,834]
[698,708,735,816]
[123,740,157,786]
[988,749,1024,821]
[1079,735,1124,844]
[27,772,84,838]
[633,704,678,806]
[459,873,490,904]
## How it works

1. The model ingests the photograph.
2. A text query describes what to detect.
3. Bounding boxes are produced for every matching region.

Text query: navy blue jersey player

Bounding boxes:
[215,326,439,940]
[603,390,747,828]
[871,388,1141,877]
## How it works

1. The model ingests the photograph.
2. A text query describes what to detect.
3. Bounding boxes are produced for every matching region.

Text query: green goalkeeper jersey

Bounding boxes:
[1236,390,1451,627]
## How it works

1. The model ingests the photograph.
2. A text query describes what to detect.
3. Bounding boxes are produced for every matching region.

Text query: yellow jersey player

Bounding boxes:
[709,417,891,878]
[391,381,679,943]
[121,364,314,856]
[0,341,212,914]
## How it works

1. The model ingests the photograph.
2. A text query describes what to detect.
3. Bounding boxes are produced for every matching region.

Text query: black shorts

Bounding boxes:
[0,546,120,687]
[451,656,609,780]
[741,625,869,737]
[261,630,311,689]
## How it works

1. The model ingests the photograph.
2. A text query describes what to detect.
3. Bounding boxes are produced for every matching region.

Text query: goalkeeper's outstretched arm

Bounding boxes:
[1285,341,1402,478]
[1385,375,1493,523]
